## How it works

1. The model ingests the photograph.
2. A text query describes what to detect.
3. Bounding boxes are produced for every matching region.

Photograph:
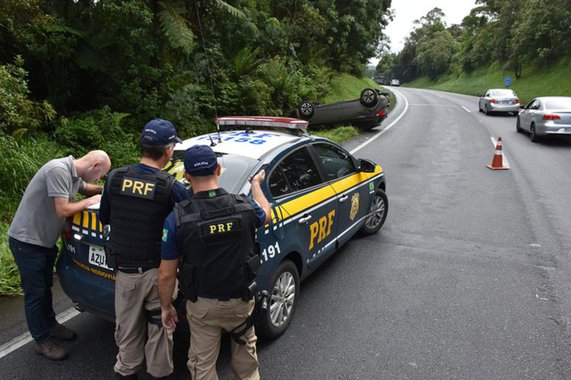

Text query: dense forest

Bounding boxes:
[0,0,392,213]
[376,0,571,83]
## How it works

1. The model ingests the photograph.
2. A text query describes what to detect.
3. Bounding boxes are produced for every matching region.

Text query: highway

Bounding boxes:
[2,86,571,379]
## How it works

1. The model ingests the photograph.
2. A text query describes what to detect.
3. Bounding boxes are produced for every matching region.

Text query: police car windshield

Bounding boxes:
[170,151,257,193]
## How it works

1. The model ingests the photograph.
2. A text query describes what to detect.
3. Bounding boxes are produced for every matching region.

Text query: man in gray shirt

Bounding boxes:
[8,150,111,360]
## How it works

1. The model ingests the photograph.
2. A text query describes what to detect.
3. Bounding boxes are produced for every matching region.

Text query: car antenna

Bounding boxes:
[208,133,217,146]
[194,0,220,140]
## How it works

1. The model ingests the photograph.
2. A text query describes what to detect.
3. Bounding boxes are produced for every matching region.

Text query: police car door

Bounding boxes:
[310,142,369,247]
[267,146,337,268]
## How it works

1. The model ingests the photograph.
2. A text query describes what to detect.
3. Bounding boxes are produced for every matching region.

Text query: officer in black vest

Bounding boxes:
[100,119,188,380]
[158,145,270,380]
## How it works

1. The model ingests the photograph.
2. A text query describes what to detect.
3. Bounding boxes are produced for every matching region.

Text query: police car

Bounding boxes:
[57,116,388,339]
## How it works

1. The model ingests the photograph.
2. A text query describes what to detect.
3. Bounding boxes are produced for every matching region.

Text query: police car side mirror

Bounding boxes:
[357,159,376,173]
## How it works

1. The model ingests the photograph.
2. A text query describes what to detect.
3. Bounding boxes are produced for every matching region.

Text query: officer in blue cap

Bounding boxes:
[158,144,270,380]
[100,118,188,379]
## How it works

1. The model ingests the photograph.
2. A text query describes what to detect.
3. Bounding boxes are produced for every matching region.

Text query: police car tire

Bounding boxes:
[359,188,388,235]
[256,260,299,340]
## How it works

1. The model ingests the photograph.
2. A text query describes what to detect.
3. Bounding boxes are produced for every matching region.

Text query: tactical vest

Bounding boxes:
[107,166,175,268]
[175,190,260,301]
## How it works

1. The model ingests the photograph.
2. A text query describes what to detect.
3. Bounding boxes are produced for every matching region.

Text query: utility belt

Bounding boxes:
[181,254,260,303]
[104,243,160,273]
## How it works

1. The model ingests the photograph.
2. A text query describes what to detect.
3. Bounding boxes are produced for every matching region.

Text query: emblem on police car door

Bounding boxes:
[349,193,359,221]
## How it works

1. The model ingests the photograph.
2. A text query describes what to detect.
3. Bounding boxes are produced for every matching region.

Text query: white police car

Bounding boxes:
[57,116,388,339]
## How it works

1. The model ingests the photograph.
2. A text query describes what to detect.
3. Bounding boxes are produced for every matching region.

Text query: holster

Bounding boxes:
[104,243,117,270]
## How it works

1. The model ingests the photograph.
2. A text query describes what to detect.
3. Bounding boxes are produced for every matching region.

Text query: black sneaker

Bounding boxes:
[35,340,68,360]
[49,322,77,340]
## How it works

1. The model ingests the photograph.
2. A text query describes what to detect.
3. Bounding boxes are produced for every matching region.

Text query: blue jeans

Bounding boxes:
[9,237,58,344]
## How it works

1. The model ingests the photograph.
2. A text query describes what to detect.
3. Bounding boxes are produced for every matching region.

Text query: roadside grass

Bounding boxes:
[312,126,360,143]
[406,57,571,104]
[0,223,21,296]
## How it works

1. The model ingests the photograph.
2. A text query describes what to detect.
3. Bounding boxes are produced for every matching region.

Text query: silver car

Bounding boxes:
[478,88,521,115]
[516,96,571,142]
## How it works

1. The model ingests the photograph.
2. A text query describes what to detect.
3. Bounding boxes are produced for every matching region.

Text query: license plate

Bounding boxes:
[89,245,111,270]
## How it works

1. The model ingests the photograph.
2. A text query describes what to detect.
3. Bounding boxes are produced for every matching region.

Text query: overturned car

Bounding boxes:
[295,88,390,130]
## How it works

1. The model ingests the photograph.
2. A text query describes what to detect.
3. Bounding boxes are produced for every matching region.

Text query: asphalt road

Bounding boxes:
[2,87,571,379]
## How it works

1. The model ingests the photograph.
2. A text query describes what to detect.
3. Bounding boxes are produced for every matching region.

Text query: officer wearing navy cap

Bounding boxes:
[100,119,188,379]
[158,145,270,380]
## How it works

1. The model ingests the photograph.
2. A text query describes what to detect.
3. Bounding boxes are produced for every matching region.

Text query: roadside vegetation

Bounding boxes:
[406,58,571,104]
[375,1,571,97]
[0,1,394,296]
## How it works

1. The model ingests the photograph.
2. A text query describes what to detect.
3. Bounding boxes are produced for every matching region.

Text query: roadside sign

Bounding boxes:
[504,76,511,87]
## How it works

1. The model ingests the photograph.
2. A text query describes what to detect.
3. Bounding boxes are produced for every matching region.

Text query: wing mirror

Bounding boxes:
[357,158,376,173]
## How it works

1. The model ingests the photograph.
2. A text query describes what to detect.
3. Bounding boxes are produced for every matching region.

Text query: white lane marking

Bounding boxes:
[351,87,409,154]
[0,307,80,359]
[461,106,471,113]
[407,103,456,107]
[490,136,510,168]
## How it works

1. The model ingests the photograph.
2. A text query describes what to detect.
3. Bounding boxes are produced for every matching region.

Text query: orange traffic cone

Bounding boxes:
[486,137,509,170]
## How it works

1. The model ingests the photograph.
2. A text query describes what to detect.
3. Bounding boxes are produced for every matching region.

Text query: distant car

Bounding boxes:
[478,88,521,115]
[296,88,390,130]
[57,116,389,339]
[516,96,571,142]
[373,76,388,85]
[390,79,400,87]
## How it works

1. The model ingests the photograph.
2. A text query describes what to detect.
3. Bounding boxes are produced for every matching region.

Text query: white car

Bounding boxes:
[479,88,521,115]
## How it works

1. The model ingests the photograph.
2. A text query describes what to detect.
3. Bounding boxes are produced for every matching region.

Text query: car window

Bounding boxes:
[268,147,322,197]
[544,98,571,109]
[526,99,539,110]
[313,143,356,180]
[490,89,516,97]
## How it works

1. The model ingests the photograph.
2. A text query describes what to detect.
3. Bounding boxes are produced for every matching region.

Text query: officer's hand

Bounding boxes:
[161,305,178,331]
[250,170,265,185]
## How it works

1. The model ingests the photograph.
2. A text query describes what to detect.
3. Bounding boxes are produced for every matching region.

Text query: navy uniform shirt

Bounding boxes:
[99,163,188,225]
[161,188,266,260]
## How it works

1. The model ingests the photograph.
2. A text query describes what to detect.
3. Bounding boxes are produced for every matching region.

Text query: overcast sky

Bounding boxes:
[380,0,478,58]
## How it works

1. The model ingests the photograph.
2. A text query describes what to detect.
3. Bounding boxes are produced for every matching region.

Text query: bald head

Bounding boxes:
[76,150,111,182]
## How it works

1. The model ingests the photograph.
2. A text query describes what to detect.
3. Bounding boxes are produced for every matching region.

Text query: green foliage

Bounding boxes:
[54,107,138,169]
[416,30,459,80]
[0,134,66,218]
[312,126,359,144]
[256,57,318,113]
[406,56,571,105]
[232,47,262,80]
[0,223,21,296]
[385,1,571,83]
[0,58,56,135]
[158,1,196,55]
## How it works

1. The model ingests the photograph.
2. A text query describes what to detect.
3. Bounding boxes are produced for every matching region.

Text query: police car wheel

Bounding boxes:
[360,188,388,235]
[256,260,299,340]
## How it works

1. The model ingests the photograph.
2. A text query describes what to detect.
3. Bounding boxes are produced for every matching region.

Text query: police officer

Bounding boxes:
[158,145,270,380]
[99,119,188,380]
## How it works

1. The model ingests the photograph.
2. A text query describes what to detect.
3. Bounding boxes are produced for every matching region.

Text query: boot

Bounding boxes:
[49,322,77,340]
[35,340,68,360]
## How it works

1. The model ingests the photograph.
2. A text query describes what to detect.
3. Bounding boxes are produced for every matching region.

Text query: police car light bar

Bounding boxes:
[216,116,308,131]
